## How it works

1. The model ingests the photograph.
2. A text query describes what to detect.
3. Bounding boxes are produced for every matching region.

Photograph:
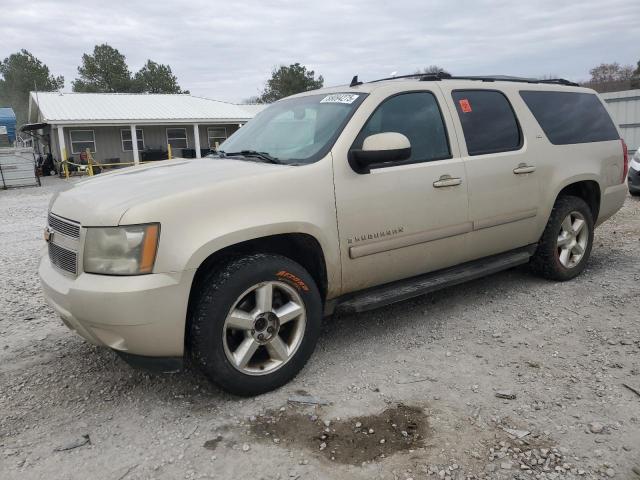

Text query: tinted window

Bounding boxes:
[452,90,521,156]
[520,91,619,145]
[352,92,450,164]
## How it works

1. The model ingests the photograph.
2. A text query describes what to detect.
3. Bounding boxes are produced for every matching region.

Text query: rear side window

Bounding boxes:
[352,91,451,164]
[452,90,521,156]
[520,91,619,145]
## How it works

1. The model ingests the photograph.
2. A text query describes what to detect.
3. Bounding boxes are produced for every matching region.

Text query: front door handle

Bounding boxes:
[513,163,536,174]
[433,175,462,188]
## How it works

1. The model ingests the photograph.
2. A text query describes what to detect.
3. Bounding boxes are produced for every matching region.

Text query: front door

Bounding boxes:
[332,89,470,294]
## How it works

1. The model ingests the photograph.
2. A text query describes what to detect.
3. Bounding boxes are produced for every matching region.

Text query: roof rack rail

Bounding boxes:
[368,73,427,83]
[537,78,580,87]
[353,71,579,87]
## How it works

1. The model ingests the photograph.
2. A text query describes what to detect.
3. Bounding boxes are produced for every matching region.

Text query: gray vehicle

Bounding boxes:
[628,149,640,195]
[40,74,629,395]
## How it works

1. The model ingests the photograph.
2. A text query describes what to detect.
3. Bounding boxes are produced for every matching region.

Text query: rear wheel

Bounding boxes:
[188,254,322,396]
[530,195,594,281]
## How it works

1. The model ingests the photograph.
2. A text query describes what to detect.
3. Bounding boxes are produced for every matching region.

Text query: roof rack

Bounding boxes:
[352,72,579,87]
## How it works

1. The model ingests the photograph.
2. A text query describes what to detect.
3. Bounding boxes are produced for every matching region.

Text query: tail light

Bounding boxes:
[621,139,629,183]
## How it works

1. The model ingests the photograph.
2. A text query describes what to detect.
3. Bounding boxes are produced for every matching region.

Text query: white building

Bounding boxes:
[601,89,640,155]
[26,92,265,165]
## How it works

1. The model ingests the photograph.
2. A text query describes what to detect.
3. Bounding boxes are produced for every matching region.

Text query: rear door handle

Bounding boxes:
[513,163,536,174]
[433,175,462,188]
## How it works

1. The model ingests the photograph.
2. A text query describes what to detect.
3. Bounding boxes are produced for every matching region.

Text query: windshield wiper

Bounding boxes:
[219,150,283,164]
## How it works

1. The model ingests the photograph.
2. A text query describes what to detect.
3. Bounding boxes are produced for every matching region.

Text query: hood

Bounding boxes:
[50,158,289,226]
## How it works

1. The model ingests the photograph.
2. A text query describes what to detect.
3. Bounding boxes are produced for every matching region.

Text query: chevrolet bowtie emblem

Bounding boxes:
[44,226,54,243]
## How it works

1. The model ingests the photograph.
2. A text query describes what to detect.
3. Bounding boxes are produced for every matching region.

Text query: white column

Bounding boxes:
[57,126,66,160]
[193,123,201,158]
[130,125,140,165]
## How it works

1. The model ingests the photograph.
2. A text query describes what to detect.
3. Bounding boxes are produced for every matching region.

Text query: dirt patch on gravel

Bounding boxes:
[246,404,428,465]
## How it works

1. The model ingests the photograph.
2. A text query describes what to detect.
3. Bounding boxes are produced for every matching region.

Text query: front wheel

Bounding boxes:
[188,254,322,396]
[530,195,594,281]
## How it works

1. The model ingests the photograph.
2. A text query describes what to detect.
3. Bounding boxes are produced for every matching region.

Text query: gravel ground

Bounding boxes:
[1,177,639,480]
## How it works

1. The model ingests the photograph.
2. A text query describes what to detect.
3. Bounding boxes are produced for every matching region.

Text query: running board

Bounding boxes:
[332,245,536,314]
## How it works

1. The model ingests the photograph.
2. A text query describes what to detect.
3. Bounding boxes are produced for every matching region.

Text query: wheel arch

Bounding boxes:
[186,232,329,330]
[554,178,601,223]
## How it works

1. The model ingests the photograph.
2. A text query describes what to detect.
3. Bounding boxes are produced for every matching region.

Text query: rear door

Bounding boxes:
[439,86,541,260]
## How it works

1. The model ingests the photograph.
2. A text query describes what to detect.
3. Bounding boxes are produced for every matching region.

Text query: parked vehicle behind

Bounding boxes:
[39,74,629,395]
[628,149,640,195]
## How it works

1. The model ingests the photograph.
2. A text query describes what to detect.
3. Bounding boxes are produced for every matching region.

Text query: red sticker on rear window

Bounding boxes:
[459,99,472,113]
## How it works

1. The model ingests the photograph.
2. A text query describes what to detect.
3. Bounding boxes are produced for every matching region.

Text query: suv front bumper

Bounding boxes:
[39,255,194,357]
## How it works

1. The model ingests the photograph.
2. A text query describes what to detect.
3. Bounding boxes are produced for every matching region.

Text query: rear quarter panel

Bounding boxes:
[504,85,624,234]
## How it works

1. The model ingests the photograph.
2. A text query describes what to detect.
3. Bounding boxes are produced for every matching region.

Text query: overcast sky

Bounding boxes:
[2,0,639,103]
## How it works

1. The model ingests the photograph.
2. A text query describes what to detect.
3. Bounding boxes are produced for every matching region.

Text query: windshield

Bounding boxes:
[218,92,366,164]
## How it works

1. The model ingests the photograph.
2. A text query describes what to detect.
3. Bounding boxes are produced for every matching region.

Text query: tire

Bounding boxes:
[530,195,594,281]
[188,253,322,396]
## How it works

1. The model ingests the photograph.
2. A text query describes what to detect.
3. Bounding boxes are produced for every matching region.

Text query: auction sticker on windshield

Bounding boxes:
[320,93,360,104]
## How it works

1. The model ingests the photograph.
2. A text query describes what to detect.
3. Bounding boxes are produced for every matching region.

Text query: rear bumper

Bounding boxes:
[597,183,628,226]
[39,254,195,357]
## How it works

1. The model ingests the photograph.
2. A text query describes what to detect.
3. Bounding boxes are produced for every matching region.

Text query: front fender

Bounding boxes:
[184,222,340,295]
[119,157,341,295]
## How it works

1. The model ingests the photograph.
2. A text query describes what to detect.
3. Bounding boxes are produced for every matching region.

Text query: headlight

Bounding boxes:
[83,224,160,275]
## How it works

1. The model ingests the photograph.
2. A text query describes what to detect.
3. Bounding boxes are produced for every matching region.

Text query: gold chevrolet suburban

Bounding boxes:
[39,73,629,395]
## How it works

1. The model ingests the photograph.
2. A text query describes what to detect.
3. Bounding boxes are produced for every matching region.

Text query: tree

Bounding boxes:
[133,60,186,93]
[0,49,64,126]
[72,44,133,92]
[241,95,264,105]
[588,62,634,83]
[260,63,323,103]
[415,65,450,76]
[632,60,640,89]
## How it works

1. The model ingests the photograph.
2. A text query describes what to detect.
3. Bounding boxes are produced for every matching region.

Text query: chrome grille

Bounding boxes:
[48,242,78,275]
[48,214,80,238]
[47,213,80,275]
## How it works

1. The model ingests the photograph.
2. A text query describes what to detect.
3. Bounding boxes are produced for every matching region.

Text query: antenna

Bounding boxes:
[349,75,363,87]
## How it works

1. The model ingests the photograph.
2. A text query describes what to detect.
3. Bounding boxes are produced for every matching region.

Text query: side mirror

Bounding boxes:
[349,132,411,174]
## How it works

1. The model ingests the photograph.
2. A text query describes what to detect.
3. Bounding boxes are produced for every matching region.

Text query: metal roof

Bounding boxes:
[0,107,16,122]
[29,92,265,125]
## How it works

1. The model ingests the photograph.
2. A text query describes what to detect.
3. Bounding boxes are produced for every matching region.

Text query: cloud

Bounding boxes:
[1,0,638,102]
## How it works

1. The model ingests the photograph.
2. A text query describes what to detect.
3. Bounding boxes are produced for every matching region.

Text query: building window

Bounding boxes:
[207,127,227,149]
[166,128,188,149]
[69,130,96,154]
[121,129,145,151]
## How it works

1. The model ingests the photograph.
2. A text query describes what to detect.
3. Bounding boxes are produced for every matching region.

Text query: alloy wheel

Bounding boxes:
[222,281,306,375]
[556,210,589,268]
